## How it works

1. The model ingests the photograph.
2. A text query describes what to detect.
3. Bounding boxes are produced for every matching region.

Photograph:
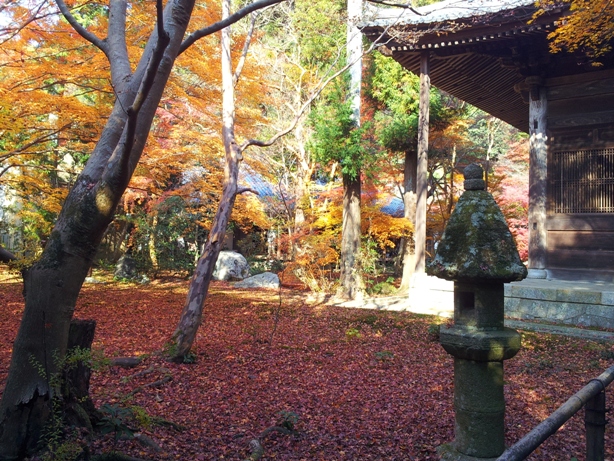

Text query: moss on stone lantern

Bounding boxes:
[428,163,527,284]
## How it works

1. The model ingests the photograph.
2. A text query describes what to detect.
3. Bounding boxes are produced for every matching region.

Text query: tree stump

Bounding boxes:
[63,319,100,430]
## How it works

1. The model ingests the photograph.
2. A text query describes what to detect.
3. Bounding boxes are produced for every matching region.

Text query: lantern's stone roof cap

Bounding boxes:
[427,164,527,283]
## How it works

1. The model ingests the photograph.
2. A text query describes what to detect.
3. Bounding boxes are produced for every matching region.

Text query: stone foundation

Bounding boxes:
[505,279,614,329]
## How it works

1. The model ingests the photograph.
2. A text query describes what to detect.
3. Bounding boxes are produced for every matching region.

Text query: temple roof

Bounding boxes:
[364,0,535,28]
[361,0,613,133]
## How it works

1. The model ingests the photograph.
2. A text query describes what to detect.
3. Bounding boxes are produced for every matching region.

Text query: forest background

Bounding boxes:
[0,0,530,294]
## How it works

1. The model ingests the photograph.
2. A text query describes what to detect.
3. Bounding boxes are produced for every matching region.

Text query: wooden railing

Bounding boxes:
[498,365,614,461]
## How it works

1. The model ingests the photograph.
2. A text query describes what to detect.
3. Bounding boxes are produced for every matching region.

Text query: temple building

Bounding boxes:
[361,0,614,282]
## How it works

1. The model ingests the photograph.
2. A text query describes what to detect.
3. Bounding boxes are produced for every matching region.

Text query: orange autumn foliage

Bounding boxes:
[536,0,614,62]
[1,0,270,247]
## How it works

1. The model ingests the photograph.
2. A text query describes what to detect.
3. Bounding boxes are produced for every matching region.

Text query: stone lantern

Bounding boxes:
[427,164,527,461]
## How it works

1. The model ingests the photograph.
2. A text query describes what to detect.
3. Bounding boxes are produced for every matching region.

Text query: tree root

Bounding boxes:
[126,376,172,397]
[243,426,297,461]
[150,416,186,432]
[133,433,162,452]
[91,451,152,461]
[111,357,143,368]
[122,366,155,383]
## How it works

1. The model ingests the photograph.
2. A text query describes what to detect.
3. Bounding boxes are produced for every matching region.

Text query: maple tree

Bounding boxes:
[287,184,412,293]
[170,0,397,360]
[247,0,346,239]
[490,138,530,262]
[536,0,614,62]
[171,0,258,362]
[0,4,112,255]
[0,0,269,271]
[0,0,288,457]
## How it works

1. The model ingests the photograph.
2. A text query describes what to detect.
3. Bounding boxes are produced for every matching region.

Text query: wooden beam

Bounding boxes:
[528,85,548,275]
[415,51,430,275]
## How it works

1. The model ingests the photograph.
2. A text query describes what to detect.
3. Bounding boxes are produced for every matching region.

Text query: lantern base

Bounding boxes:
[437,443,500,461]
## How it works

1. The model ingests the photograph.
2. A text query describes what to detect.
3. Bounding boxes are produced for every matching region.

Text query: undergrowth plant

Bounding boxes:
[29,346,108,460]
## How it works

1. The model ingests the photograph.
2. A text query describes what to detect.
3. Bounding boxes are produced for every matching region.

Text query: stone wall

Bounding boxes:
[505,280,614,329]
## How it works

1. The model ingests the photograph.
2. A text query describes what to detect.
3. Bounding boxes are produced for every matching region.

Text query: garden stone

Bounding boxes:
[114,254,138,280]
[235,272,280,289]
[84,277,104,284]
[213,251,250,281]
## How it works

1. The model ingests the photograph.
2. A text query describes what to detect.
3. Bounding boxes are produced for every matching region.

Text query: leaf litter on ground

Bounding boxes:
[0,276,612,460]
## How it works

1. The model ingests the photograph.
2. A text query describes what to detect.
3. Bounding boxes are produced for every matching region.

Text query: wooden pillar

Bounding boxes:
[415,51,430,275]
[585,389,606,461]
[528,83,548,277]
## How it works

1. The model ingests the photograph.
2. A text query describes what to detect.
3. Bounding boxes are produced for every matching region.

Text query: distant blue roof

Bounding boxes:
[380,196,404,217]
[241,170,277,197]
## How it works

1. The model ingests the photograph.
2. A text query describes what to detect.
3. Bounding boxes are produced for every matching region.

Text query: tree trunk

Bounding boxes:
[339,172,363,299]
[0,0,195,456]
[148,212,159,273]
[415,51,430,276]
[337,0,363,301]
[170,0,241,362]
[398,149,417,293]
[0,255,91,459]
[169,157,240,361]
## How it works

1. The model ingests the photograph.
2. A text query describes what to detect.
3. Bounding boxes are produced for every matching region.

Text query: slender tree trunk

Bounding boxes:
[293,123,311,228]
[170,155,240,361]
[415,51,430,276]
[398,149,417,292]
[148,212,159,273]
[447,144,456,216]
[0,0,194,456]
[339,172,363,299]
[170,0,241,362]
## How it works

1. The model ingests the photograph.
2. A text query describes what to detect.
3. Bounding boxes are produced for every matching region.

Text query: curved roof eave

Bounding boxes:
[362,0,537,29]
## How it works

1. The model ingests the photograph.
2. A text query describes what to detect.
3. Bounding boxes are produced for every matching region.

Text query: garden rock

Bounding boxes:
[213,251,250,281]
[235,272,280,289]
[114,254,138,280]
[84,277,104,284]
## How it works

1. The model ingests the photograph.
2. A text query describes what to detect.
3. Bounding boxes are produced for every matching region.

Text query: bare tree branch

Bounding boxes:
[0,163,77,179]
[0,1,50,45]
[233,12,258,87]
[237,186,259,195]
[0,124,72,163]
[179,0,287,54]
[55,0,107,52]
[365,0,423,15]
[239,20,398,152]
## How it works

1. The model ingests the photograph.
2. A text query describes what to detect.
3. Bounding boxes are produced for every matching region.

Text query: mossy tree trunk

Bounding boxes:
[63,320,99,430]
